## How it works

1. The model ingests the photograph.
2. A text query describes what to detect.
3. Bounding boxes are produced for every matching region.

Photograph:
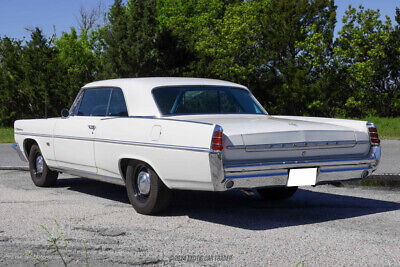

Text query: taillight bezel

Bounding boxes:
[211,125,224,153]
[367,122,380,146]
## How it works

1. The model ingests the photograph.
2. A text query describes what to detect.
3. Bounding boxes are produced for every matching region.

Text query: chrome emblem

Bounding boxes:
[301,151,306,157]
[289,122,298,127]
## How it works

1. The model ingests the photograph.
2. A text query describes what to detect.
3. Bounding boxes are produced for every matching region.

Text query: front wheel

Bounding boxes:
[125,161,172,215]
[28,144,58,187]
[257,186,298,200]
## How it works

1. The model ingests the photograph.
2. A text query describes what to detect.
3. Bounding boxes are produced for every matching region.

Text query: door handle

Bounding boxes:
[88,125,96,130]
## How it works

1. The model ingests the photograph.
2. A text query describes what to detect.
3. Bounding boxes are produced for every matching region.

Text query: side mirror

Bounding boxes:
[61,108,70,118]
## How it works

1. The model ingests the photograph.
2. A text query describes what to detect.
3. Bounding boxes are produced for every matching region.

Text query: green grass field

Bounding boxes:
[363,116,400,139]
[0,128,14,143]
[0,116,398,143]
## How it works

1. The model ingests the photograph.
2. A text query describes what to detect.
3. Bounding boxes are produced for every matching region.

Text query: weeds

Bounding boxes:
[27,219,89,266]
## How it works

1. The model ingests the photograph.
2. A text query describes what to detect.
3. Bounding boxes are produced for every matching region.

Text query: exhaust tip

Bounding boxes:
[226,180,234,189]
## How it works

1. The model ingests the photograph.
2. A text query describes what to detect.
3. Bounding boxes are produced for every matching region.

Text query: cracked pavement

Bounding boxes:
[1,170,400,266]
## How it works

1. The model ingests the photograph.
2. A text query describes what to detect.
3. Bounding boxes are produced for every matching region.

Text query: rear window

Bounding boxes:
[152,86,265,115]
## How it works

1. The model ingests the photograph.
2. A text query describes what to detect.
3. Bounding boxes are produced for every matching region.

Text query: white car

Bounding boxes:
[13,78,381,214]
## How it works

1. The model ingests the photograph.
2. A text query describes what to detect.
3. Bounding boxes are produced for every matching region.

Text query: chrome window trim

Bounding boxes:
[107,88,129,117]
[70,86,128,118]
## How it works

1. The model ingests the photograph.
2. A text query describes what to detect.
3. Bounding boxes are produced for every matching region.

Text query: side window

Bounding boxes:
[77,88,111,116]
[108,89,128,117]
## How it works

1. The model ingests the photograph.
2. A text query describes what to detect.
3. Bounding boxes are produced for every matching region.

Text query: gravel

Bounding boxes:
[1,170,400,266]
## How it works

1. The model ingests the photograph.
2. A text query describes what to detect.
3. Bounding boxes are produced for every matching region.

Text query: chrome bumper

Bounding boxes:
[210,146,381,191]
[12,143,27,162]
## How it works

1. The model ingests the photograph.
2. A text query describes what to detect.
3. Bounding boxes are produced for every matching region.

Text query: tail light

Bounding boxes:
[211,126,223,152]
[367,122,380,146]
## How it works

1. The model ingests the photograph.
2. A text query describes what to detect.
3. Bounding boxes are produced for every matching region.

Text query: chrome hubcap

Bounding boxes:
[35,155,44,175]
[137,171,151,195]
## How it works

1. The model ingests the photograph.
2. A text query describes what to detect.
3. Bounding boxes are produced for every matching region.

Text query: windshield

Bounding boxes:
[152,86,265,115]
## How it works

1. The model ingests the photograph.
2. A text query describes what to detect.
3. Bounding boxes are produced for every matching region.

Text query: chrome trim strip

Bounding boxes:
[319,166,373,173]
[14,132,52,138]
[54,135,93,141]
[15,132,210,152]
[95,137,210,152]
[227,140,369,151]
[49,166,125,186]
[224,147,380,170]
[226,171,287,179]
[12,143,28,162]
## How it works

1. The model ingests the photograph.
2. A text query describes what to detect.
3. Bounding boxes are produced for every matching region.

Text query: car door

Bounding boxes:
[94,88,129,177]
[53,88,112,173]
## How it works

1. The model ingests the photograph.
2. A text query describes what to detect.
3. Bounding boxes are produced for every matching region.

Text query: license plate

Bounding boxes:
[287,168,317,186]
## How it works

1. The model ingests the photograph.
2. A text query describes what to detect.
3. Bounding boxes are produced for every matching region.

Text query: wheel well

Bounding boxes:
[23,139,38,158]
[119,158,156,181]
[119,159,141,181]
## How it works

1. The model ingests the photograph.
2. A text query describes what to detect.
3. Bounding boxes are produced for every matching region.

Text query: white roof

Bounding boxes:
[82,77,248,117]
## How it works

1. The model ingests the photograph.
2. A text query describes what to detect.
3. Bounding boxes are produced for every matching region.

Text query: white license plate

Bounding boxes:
[287,168,317,186]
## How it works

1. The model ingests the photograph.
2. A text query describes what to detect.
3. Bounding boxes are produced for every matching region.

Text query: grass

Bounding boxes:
[342,175,400,187]
[0,127,14,143]
[0,116,398,143]
[27,220,89,266]
[362,116,400,139]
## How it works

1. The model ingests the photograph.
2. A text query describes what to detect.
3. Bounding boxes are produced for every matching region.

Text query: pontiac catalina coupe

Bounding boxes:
[13,78,381,214]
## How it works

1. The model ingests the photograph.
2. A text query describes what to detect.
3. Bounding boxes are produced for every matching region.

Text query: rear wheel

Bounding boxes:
[125,161,172,215]
[28,144,58,187]
[257,186,298,200]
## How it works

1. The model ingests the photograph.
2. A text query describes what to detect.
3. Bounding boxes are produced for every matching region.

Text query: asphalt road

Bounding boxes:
[1,170,400,266]
[1,140,399,174]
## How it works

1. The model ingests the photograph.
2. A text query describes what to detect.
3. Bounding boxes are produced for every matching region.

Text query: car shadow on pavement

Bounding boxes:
[58,177,400,231]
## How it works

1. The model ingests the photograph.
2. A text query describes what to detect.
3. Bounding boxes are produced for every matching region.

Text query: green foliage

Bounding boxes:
[0,1,400,126]
[0,128,14,143]
[334,5,394,117]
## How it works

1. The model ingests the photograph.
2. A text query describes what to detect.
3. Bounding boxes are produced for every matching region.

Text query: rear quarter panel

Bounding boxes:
[94,118,216,190]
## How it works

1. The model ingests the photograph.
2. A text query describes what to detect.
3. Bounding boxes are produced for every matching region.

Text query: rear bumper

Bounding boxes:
[210,146,381,191]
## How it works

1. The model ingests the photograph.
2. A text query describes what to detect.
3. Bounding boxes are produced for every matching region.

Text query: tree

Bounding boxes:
[258,0,337,115]
[55,27,99,102]
[334,5,393,117]
[0,37,24,125]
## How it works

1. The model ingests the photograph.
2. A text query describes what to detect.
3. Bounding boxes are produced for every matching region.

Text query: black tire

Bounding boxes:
[28,144,58,187]
[125,161,172,215]
[257,186,298,200]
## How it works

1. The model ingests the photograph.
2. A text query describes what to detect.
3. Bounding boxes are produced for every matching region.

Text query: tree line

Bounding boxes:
[0,0,399,126]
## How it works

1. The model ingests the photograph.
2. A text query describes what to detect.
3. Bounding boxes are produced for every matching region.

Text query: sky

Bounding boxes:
[0,0,398,40]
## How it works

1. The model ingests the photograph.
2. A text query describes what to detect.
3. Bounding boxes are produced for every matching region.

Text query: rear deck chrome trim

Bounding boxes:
[224,146,379,171]
[226,140,369,151]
